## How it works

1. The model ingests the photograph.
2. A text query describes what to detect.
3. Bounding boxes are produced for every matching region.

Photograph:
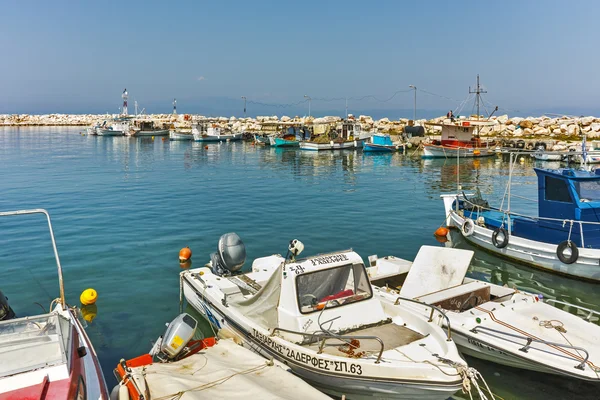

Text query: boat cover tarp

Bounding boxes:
[399,246,473,299]
[139,338,328,399]
[232,265,282,329]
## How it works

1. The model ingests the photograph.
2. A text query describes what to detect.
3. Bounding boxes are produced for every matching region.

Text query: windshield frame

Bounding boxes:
[295,263,373,315]
[574,179,600,203]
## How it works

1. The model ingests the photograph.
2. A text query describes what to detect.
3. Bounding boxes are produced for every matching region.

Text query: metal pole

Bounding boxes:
[409,85,416,121]
[345,97,348,119]
[304,95,311,118]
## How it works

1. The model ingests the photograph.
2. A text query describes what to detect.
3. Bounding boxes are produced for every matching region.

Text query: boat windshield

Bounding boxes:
[575,180,600,202]
[0,313,71,377]
[296,263,372,314]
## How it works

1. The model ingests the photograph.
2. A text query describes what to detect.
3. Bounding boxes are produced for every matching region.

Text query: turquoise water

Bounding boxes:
[0,127,597,399]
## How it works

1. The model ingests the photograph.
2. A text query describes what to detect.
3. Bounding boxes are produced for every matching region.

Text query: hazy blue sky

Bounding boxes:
[1,0,597,117]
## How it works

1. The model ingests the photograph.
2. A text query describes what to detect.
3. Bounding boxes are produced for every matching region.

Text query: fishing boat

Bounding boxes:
[130,120,169,137]
[180,234,483,400]
[442,157,600,282]
[169,129,194,141]
[367,245,600,381]
[0,209,109,399]
[268,127,303,147]
[96,118,130,136]
[112,313,330,400]
[254,133,271,145]
[193,121,242,142]
[363,133,399,152]
[532,149,565,161]
[300,121,364,151]
[422,120,494,158]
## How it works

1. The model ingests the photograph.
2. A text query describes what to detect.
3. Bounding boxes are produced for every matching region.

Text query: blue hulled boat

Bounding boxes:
[442,165,600,281]
[363,133,397,152]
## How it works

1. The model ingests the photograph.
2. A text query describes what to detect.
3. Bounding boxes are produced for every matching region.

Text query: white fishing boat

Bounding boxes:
[181,234,486,400]
[367,245,600,381]
[192,121,242,142]
[169,129,194,141]
[112,313,330,400]
[422,120,495,158]
[532,148,565,161]
[0,209,109,399]
[96,118,130,136]
[442,156,600,282]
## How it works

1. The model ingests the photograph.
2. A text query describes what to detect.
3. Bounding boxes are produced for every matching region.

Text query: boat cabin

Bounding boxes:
[239,251,389,337]
[335,121,364,141]
[134,120,156,131]
[426,120,493,148]
[371,134,393,146]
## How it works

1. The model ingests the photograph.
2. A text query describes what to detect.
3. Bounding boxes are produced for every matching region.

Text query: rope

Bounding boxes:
[151,361,272,400]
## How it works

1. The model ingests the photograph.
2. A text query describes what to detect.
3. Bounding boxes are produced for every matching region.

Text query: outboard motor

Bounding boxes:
[150,313,198,362]
[210,233,246,276]
[0,290,15,321]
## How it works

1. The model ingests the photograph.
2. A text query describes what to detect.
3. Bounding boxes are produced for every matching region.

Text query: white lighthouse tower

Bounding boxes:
[173,98,177,114]
[122,88,129,115]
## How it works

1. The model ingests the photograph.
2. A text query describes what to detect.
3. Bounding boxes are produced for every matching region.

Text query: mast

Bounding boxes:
[469,74,486,121]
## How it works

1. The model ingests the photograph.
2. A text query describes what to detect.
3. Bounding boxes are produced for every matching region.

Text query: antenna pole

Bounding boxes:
[469,74,487,121]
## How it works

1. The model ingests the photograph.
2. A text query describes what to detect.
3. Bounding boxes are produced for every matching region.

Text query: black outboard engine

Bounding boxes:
[0,290,15,321]
[211,233,246,277]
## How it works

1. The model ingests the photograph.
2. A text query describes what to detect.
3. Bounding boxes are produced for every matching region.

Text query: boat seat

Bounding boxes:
[415,281,491,312]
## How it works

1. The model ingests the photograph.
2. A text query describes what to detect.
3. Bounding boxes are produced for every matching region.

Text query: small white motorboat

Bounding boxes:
[0,209,109,399]
[532,149,565,161]
[192,122,242,142]
[113,313,330,400]
[169,129,194,141]
[96,118,131,136]
[368,245,600,381]
[181,235,486,400]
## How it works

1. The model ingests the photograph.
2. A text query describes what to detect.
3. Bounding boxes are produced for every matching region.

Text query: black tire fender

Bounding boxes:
[491,227,509,248]
[557,240,578,264]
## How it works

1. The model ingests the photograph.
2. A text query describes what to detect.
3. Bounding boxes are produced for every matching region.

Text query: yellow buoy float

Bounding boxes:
[80,288,98,305]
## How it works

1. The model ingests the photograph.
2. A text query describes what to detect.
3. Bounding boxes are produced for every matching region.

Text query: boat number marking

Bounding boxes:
[253,329,362,375]
[467,338,507,355]
[289,265,305,275]
[310,254,349,266]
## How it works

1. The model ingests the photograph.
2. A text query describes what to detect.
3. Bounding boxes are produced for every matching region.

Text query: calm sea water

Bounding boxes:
[0,127,597,400]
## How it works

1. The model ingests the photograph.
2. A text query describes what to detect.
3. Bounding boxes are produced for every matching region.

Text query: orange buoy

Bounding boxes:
[204,145,208,149]
[434,227,449,237]
[435,235,449,244]
[179,246,192,262]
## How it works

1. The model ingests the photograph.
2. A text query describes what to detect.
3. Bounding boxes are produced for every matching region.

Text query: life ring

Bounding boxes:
[516,140,526,149]
[491,227,509,248]
[535,141,547,150]
[525,142,534,150]
[508,140,516,148]
[557,241,578,264]
[461,218,475,237]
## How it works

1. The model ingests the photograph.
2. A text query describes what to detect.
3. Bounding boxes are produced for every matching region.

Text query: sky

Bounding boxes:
[0,0,598,118]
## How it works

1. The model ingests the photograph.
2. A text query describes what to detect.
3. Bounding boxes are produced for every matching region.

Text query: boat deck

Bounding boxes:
[303,323,425,357]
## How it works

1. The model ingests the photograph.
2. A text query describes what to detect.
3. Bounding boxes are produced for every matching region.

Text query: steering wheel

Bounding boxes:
[300,294,318,307]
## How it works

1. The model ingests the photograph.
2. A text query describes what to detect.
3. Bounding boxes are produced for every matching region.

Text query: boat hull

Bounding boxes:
[442,194,600,281]
[273,137,299,147]
[96,129,124,136]
[134,129,169,137]
[169,130,193,140]
[300,140,363,151]
[364,143,396,152]
[194,133,243,142]
[422,144,491,158]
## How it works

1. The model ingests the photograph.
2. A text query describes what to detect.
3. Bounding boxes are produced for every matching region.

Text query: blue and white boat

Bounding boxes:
[443,161,600,282]
[363,133,398,152]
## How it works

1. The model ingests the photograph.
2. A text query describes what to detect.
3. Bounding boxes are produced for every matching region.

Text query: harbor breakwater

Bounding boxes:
[3,113,600,141]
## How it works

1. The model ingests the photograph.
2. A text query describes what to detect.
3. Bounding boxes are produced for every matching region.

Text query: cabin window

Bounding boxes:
[545,176,572,203]
[296,263,373,314]
[575,180,600,202]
